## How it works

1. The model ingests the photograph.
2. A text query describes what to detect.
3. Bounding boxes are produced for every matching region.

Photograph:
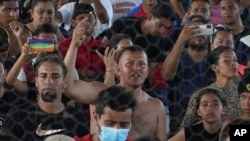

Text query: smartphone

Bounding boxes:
[90,46,106,55]
[28,38,55,52]
[191,24,214,36]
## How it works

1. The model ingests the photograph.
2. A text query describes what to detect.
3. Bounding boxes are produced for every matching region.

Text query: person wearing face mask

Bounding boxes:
[74,85,137,141]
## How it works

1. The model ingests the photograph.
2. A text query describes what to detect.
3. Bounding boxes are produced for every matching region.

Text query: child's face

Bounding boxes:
[239,92,250,117]
[197,93,225,123]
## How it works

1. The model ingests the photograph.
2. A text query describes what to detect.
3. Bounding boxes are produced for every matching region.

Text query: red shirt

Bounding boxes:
[58,37,105,71]
[74,134,133,141]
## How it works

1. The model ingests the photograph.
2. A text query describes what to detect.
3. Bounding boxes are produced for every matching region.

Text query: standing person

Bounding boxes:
[58,3,105,82]
[181,46,241,128]
[169,88,227,141]
[64,18,167,140]
[161,14,212,135]
[74,85,137,141]
[220,0,250,49]
[57,0,112,38]
[2,52,89,140]
[25,0,66,42]
[0,0,31,58]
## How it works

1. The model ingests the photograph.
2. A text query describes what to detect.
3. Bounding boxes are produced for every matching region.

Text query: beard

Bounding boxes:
[41,91,57,102]
[188,38,209,51]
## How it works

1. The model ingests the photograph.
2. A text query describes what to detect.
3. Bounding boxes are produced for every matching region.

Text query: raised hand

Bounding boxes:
[9,21,24,38]
[71,17,90,47]
[96,47,116,71]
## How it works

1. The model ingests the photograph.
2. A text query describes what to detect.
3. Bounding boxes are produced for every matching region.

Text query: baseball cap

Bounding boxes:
[238,68,250,94]
[72,3,95,19]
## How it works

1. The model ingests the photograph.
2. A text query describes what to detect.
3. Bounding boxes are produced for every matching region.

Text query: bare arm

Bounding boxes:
[64,18,107,104]
[9,21,32,51]
[92,0,109,24]
[5,43,32,94]
[167,128,185,141]
[96,47,116,86]
[180,90,200,128]
[161,24,195,81]
[155,100,167,141]
[170,0,185,19]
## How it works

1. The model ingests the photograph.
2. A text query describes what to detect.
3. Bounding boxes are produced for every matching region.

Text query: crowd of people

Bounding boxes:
[0,0,250,141]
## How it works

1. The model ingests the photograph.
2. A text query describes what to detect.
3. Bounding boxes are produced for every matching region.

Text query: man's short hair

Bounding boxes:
[150,2,175,21]
[95,85,137,117]
[0,0,18,6]
[116,45,148,64]
[109,34,132,50]
[219,0,242,6]
[33,52,67,78]
[189,0,211,9]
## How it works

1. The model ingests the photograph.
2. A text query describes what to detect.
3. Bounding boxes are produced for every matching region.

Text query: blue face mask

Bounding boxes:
[99,126,130,141]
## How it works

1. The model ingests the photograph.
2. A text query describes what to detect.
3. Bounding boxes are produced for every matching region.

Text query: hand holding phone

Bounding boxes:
[90,46,106,55]
[190,24,213,36]
[28,38,55,52]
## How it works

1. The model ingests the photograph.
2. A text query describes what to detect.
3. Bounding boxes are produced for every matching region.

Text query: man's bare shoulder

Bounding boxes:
[143,91,164,107]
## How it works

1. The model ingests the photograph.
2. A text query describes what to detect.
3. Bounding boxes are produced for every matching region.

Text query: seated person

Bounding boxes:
[74,85,137,141]
[169,87,227,141]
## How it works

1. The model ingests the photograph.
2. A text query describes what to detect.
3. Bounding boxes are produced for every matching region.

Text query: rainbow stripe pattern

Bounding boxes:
[28,39,55,52]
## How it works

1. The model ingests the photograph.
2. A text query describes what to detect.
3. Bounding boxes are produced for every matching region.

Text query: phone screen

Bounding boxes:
[28,39,55,52]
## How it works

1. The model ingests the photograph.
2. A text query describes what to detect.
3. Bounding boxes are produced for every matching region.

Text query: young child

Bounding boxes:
[168,87,227,141]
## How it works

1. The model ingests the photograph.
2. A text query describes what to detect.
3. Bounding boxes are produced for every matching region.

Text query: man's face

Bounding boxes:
[0,1,19,26]
[31,1,55,26]
[35,62,66,102]
[220,0,243,25]
[189,1,211,19]
[188,17,209,51]
[116,51,148,89]
[97,107,132,129]
[150,17,172,36]
[72,14,96,36]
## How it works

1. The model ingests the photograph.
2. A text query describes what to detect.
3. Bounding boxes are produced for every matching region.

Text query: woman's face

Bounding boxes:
[31,1,55,27]
[213,49,238,78]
